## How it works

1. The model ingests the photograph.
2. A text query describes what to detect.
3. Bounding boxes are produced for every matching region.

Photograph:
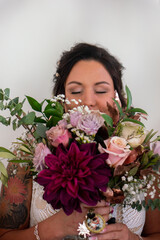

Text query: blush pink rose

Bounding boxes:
[98,136,131,167]
[46,125,71,148]
[33,143,51,172]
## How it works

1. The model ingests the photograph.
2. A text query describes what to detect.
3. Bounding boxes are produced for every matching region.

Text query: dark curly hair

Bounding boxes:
[53,43,126,107]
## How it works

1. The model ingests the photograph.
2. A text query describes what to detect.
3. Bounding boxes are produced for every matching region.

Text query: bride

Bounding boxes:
[0,43,160,240]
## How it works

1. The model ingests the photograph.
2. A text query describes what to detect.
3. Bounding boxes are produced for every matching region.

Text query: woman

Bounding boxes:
[0,43,160,240]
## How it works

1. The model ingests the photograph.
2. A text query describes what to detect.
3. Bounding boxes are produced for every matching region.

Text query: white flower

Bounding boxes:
[121,176,126,181]
[122,184,129,191]
[119,121,147,148]
[77,221,90,238]
[127,176,133,182]
[147,184,151,189]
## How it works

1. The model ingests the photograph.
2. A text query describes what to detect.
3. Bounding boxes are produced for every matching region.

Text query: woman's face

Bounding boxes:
[65,60,115,115]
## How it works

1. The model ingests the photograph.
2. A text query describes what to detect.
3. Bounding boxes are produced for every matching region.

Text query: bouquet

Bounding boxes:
[0,86,160,220]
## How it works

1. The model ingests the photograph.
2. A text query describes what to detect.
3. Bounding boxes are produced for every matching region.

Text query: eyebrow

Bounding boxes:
[67,81,82,86]
[67,81,110,86]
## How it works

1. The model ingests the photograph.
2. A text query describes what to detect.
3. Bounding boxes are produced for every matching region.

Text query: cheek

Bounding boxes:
[97,96,114,114]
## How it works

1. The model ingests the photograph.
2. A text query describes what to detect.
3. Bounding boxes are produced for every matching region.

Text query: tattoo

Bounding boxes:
[0,163,32,229]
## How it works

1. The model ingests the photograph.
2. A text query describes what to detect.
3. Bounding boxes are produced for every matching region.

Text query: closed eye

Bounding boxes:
[95,91,107,94]
[71,91,81,94]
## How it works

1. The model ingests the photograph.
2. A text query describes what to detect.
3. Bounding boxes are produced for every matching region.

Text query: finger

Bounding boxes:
[105,222,124,232]
[89,230,122,240]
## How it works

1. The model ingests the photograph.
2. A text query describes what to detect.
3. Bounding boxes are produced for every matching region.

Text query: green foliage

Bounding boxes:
[0,161,8,186]
[102,114,113,127]
[126,85,132,110]
[122,118,145,127]
[26,96,42,112]
[0,147,16,159]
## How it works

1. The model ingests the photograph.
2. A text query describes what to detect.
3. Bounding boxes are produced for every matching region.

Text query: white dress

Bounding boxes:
[30,181,146,236]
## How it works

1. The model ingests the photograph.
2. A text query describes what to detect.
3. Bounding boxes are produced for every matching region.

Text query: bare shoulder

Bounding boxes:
[0,162,32,230]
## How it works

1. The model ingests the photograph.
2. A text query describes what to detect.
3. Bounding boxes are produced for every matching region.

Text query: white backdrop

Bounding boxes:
[0,0,160,150]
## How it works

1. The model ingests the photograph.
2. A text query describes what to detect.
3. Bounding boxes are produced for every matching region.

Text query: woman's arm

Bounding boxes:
[141,179,160,240]
[0,163,111,240]
[0,162,32,230]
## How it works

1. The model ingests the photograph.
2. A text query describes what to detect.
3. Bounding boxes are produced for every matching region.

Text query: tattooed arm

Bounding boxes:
[0,162,89,240]
[0,162,32,235]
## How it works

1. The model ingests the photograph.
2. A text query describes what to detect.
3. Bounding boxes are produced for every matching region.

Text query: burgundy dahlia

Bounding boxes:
[36,142,111,215]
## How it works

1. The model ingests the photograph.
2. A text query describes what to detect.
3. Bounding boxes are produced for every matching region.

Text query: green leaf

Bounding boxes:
[9,159,32,164]
[20,112,35,125]
[26,96,42,112]
[0,147,15,159]
[19,145,32,154]
[128,166,139,176]
[122,118,145,127]
[0,101,4,110]
[140,153,148,167]
[0,115,11,126]
[12,118,17,130]
[8,97,19,106]
[101,114,113,127]
[44,108,63,118]
[35,123,48,138]
[34,117,46,123]
[55,101,64,114]
[0,172,8,187]
[46,115,62,127]
[128,108,148,115]
[125,86,132,110]
[11,103,23,116]
[143,129,158,144]
[4,88,10,100]
[0,89,4,100]
[112,99,123,116]
[0,161,8,177]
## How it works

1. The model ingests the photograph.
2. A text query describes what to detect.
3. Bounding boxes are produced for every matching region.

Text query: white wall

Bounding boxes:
[0,0,160,150]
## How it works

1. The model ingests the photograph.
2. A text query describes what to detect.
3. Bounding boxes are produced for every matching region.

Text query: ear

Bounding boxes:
[114,90,122,107]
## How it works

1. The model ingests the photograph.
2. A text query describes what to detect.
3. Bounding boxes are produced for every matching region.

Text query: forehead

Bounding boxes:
[65,60,113,86]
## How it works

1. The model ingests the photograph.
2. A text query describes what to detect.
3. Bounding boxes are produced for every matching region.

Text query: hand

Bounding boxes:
[53,200,111,237]
[89,223,139,240]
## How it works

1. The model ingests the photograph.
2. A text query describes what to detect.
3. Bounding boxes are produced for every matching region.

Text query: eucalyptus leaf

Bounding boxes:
[0,89,3,100]
[20,112,35,125]
[4,88,10,100]
[0,115,10,126]
[26,96,42,112]
[8,97,19,106]
[0,101,4,110]
[35,123,48,138]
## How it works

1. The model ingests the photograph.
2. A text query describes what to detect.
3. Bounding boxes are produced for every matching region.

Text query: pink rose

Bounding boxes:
[33,143,51,172]
[46,125,71,147]
[152,141,160,155]
[98,136,131,167]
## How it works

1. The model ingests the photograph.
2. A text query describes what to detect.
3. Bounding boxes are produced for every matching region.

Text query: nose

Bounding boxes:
[82,90,96,109]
